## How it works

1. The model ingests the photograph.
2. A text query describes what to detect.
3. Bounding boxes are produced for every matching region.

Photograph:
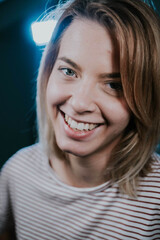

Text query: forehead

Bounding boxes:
[57,18,119,72]
[60,18,114,53]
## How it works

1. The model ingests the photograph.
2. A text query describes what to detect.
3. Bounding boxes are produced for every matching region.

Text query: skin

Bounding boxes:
[46,19,130,187]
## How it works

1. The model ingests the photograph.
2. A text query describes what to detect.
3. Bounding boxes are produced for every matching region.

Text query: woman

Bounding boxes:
[0,0,160,239]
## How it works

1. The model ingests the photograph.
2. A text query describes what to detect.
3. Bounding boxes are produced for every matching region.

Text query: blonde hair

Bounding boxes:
[37,0,160,196]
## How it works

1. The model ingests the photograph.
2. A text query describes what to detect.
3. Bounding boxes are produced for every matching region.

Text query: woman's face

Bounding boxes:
[46,19,130,158]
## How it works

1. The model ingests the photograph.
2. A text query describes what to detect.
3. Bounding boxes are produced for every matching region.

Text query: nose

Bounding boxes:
[69,80,97,113]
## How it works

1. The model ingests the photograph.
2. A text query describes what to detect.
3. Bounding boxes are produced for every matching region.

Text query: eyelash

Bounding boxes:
[107,82,123,91]
[58,67,77,77]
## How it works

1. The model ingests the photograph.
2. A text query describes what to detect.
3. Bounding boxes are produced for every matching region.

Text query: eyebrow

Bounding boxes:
[57,57,81,71]
[99,72,121,79]
[57,56,121,79]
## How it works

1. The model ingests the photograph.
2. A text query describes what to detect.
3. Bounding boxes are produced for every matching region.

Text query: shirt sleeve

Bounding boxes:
[0,162,14,235]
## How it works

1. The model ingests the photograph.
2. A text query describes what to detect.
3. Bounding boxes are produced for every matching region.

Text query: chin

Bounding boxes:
[56,143,89,158]
[61,148,88,158]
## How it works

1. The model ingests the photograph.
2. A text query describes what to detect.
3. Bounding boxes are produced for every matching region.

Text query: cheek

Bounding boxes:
[120,100,131,124]
[114,104,131,127]
[46,78,68,107]
[101,98,130,125]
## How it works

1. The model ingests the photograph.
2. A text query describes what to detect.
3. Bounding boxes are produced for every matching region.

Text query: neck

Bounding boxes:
[50,151,111,188]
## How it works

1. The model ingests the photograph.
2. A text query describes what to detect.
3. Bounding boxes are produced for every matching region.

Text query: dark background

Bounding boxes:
[0,0,62,168]
[0,0,160,169]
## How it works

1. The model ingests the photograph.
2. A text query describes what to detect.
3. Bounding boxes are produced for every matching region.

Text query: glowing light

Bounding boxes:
[31,20,57,45]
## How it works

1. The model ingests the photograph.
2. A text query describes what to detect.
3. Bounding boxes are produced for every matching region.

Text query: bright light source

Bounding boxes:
[31,20,57,45]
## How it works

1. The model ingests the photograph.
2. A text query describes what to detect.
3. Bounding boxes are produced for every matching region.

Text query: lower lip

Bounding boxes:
[62,115,98,140]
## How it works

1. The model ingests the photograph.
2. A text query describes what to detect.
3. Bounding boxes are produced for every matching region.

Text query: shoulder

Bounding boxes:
[138,153,160,195]
[144,153,160,181]
[13,142,44,158]
[0,143,47,180]
[151,153,160,173]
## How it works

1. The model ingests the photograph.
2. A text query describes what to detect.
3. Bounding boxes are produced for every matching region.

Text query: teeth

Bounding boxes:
[89,124,95,130]
[70,120,77,129]
[84,123,89,131]
[64,114,98,131]
[68,117,72,125]
[77,123,84,131]
[65,114,69,122]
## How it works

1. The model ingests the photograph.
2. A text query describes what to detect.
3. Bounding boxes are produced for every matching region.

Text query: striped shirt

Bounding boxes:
[0,143,160,240]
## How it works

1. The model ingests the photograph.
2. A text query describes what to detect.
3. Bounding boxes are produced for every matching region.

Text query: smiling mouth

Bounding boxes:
[61,111,102,131]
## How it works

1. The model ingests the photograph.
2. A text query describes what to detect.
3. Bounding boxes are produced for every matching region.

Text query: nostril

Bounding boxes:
[69,94,96,113]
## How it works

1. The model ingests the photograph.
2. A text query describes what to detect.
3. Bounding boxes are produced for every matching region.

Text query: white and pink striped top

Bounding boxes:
[0,144,160,240]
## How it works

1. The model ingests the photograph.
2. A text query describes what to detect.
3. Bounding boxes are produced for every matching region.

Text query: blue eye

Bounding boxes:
[60,68,77,77]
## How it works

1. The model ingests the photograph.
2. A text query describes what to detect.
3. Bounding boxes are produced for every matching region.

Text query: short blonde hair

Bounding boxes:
[37,0,160,196]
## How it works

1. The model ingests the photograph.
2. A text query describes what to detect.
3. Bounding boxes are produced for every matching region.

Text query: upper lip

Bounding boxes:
[59,109,105,125]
